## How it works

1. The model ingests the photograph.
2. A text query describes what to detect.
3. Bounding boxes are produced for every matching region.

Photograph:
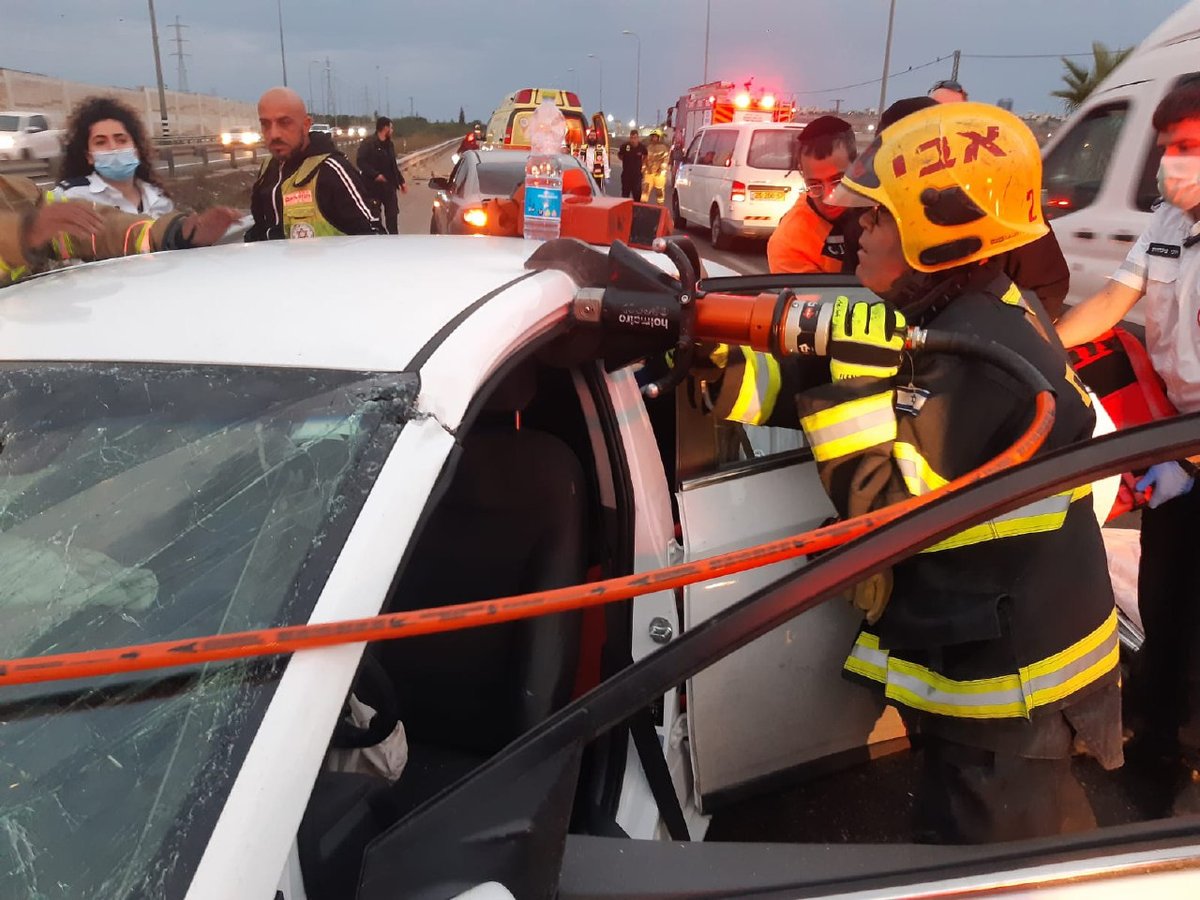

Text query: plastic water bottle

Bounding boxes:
[524,99,567,241]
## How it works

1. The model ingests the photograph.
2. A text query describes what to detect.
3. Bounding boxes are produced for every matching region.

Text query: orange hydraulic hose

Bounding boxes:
[0,393,1055,689]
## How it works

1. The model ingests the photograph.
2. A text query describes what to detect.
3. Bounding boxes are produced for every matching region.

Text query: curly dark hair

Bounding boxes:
[57,96,167,193]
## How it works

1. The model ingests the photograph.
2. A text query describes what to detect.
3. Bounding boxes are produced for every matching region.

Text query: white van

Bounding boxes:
[671,121,804,249]
[1042,0,1200,316]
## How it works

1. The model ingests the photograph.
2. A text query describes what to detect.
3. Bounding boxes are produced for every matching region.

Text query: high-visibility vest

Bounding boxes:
[275,154,347,239]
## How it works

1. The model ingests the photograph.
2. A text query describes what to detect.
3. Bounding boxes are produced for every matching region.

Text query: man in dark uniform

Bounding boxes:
[357,116,408,235]
[617,129,648,200]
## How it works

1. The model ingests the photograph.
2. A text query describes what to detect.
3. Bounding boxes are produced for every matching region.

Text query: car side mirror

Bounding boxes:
[427,176,450,190]
[24,126,41,134]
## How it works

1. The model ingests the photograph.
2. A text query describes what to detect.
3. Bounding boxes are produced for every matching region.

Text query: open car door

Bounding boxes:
[674,276,907,811]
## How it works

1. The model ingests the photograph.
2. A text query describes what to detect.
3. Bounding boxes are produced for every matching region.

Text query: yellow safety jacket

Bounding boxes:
[714,269,1119,729]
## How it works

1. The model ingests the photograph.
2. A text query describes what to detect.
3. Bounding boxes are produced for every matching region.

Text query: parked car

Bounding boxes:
[0,110,63,162]
[427,148,600,235]
[1042,0,1200,318]
[671,121,805,249]
[0,235,1194,899]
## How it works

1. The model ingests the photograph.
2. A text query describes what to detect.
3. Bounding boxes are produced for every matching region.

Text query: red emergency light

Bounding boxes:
[515,89,534,104]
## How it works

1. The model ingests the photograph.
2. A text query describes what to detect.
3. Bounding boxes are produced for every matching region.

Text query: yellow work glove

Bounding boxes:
[848,568,893,625]
[828,296,906,381]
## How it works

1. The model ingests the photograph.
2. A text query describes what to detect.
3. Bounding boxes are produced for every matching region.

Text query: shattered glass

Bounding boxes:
[0,364,415,899]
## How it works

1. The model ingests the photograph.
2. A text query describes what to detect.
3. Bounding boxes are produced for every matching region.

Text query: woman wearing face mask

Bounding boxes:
[1058,83,1200,812]
[52,97,174,216]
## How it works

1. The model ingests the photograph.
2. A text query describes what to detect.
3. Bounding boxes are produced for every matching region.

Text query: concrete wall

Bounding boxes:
[0,68,256,137]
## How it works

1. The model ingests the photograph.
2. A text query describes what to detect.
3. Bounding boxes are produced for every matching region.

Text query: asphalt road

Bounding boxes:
[397,146,770,276]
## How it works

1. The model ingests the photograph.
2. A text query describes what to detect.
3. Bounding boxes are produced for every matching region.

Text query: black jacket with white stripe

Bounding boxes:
[245,135,383,241]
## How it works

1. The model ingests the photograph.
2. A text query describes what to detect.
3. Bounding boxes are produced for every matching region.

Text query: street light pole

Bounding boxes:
[622,30,641,127]
[587,53,603,112]
[276,0,288,86]
[876,0,897,125]
[146,0,171,138]
[703,0,711,83]
[307,59,321,114]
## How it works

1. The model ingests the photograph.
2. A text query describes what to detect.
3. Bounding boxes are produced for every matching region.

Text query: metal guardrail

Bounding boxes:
[0,134,458,182]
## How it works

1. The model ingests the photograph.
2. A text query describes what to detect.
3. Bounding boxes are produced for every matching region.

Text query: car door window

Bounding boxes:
[696,131,721,166]
[1042,102,1129,215]
[450,158,470,197]
[684,134,702,165]
[712,131,738,168]
[28,115,47,132]
[1135,72,1200,211]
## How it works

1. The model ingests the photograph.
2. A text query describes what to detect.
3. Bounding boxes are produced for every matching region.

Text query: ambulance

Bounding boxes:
[483,88,608,156]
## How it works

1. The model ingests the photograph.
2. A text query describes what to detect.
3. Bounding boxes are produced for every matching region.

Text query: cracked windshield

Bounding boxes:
[0,366,409,897]
[4,1,1200,898]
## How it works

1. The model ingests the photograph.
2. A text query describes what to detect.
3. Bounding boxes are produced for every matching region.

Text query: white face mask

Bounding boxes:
[1157,155,1200,212]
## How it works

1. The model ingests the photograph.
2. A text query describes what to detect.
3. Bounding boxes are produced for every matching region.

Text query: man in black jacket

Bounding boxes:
[617,130,648,199]
[246,87,383,241]
[357,116,408,235]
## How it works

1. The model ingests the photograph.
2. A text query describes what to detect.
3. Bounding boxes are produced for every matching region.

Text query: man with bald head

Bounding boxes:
[246,87,382,241]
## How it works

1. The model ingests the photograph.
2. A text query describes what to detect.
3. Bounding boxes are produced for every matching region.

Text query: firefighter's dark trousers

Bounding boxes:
[1127,486,1200,759]
[911,735,1095,843]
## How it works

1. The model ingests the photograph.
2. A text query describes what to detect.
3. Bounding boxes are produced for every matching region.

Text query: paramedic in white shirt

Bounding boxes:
[1057,81,1200,813]
[52,96,174,216]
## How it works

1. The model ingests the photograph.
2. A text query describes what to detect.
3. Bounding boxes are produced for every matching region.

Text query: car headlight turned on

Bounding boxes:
[462,208,488,229]
[221,133,234,145]
[0,135,14,150]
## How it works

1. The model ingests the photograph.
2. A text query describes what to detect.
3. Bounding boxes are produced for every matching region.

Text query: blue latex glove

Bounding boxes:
[1136,462,1195,509]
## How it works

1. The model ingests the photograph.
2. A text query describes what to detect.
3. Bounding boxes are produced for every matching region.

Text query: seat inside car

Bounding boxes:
[375,360,588,806]
[299,361,589,898]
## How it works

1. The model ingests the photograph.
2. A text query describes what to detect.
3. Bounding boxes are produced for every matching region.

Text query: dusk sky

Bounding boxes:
[0,0,1189,122]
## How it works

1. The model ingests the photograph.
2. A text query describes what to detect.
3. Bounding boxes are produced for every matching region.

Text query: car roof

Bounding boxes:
[701,122,802,132]
[0,236,562,371]
[474,149,582,168]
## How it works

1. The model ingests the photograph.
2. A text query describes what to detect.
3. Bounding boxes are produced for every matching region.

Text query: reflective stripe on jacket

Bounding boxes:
[1,175,190,287]
[789,268,1118,726]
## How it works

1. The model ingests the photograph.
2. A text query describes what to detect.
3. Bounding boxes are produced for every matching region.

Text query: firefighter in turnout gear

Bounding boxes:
[642,130,670,205]
[246,87,383,241]
[708,103,1122,843]
[0,175,238,288]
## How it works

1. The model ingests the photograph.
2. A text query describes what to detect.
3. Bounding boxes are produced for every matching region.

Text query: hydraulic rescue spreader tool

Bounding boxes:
[0,238,1058,689]
[530,235,1041,405]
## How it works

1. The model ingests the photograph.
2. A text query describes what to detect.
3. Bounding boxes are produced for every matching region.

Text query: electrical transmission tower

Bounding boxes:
[169,16,190,92]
